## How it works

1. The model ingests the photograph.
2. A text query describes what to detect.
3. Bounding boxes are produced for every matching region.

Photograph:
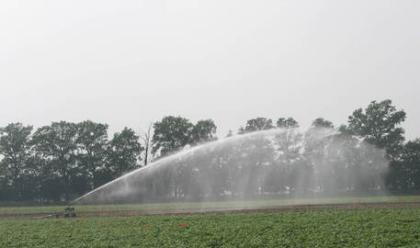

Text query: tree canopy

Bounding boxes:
[345,99,406,159]
[0,99,419,203]
[276,117,299,128]
[311,118,334,129]
[240,117,274,133]
[152,116,218,157]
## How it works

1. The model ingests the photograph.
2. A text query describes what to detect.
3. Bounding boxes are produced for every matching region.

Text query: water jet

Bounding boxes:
[74,128,388,211]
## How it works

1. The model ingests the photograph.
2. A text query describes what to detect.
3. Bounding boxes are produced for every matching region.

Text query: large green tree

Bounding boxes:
[311,118,334,129]
[345,99,406,159]
[276,117,299,128]
[76,121,109,189]
[191,119,217,144]
[107,127,142,179]
[0,123,35,201]
[240,117,274,133]
[31,122,79,201]
[387,139,420,191]
[152,116,194,157]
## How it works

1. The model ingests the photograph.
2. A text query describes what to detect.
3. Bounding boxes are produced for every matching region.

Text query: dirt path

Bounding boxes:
[2,201,420,220]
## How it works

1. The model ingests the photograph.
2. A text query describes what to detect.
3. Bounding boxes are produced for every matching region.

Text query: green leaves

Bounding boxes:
[0,123,34,201]
[152,116,195,157]
[346,99,406,159]
[311,118,334,129]
[107,127,142,179]
[191,120,217,145]
[0,121,143,202]
[277,117,299,129]
[152,116,217,157]
[241,117,275,134]
[2,209,420,247]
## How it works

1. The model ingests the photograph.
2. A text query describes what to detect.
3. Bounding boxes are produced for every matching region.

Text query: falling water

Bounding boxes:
[74,128,389,206]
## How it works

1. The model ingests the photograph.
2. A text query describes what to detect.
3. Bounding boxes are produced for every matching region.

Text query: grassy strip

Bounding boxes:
[1,195,420,215]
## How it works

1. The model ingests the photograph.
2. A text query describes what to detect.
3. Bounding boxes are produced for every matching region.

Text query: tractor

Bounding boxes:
[63,206,76,218]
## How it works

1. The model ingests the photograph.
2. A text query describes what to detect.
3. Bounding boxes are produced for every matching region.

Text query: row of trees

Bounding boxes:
[0,121,141,201]
[141,100,420,193]
[0,99,419,202]
[0,118,217,202]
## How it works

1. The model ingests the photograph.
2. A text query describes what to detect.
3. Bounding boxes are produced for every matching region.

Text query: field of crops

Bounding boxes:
[1,207,420,247]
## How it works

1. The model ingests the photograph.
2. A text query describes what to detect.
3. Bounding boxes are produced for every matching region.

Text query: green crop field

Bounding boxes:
[1,207,420,248]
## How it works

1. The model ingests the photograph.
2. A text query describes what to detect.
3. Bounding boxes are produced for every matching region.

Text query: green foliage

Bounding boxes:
[345,99,406,159]
[0,123,34,201]
[311,118,334,128]
[152,116,217,157]
[76,121,109,189]
[0,121,142,202]
[32,122,80,201]
[240,117,274,134]
[152,116,195,156]
[191,119,217,144]
[107,127,142,178]
[0,98,419,202]
[276,117,299,128]
[2,208,420,247]
[341,100,410,191]
[387,139,420,191]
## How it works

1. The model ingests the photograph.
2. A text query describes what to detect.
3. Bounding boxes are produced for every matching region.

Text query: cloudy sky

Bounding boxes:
[1,0,419,138]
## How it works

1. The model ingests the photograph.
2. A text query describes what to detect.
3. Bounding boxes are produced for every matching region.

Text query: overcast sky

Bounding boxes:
[1,0,419,139]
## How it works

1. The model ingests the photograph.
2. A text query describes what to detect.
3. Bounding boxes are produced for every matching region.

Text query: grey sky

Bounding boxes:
[1,0,419,139]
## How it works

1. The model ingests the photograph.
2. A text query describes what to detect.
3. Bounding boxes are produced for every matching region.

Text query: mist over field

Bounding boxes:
[76,128,389,205]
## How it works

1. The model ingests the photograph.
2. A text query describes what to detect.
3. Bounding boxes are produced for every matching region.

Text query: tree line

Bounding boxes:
[0,99,419,203]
